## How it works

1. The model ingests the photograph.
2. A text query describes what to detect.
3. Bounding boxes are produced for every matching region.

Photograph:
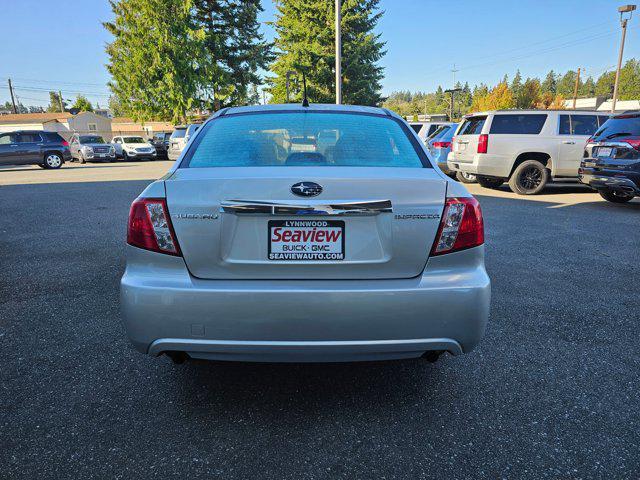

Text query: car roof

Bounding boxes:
[216,103,402,120]
[465,109,603,117]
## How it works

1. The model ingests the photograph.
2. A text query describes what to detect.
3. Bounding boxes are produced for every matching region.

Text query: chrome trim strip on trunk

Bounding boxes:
[220,199,393,216]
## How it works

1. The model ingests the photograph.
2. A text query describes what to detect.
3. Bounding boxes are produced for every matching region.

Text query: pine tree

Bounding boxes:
[194,0,272,106]
[104,0,215,123]
[71,95,93,112]
[269,0,385,105]
[556,70,578,98]
[541,71,557,94]
[46,91,66,113]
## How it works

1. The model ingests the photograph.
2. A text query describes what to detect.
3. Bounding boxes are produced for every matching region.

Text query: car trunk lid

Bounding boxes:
[165,166,447,280]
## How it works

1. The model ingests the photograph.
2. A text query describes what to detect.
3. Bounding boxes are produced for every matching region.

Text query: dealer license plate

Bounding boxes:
[268,220,345,261]
[596,147,613,157]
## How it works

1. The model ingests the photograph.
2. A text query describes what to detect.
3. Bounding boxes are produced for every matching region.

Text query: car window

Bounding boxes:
[440,125,457,141]
[79,135,105,144]
[170,129,187,139]
[123,137,145,144]
[409,124,423,134]
[43,132,64,143]
[592,115,640,140]
[0,133,17,145]
[458,116,486,136]
[182,112,428,168]
[17,133,42,143]
[571,115,598,136]
[489,114,547,134]
[598,115,610,127]
[427,125,448,141]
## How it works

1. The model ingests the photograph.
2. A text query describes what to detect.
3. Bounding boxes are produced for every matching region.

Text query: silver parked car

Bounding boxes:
[167,124,200,161]
[69,134,116,163]
[121,104,490,364]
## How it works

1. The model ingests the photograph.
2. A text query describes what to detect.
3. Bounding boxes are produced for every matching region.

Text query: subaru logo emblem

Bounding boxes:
[291,182,323,197]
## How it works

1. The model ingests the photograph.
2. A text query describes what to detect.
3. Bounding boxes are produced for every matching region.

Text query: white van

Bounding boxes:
[447,110,609,194]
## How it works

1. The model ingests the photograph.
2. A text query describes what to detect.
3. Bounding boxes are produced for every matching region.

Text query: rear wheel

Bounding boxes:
[78,154,86,164]
[123,151,129,162]
[477,176,504,189]
[456,171,477,183]
[508,160,548,195]
[599,190,634,203]
[43,153,63,169]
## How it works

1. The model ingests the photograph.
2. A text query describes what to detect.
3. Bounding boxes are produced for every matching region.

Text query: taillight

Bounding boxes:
[61,140,69,147]
[431,197,484,256]
[432,141,452,149]
[127,198,181,256]
[477,134,488,154]
[624,138,640,150]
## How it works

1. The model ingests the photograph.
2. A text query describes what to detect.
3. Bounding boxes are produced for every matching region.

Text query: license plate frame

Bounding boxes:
[596,147,613,157]
[268,220,345,261]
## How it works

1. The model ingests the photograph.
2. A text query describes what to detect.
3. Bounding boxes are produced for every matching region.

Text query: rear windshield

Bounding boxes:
[489,114,547,134]
[123,137,145,144]
[440,125,457,141]
[592,115,640,141]
[170,128,187,139]
[409,123,423,134]
[458,116,486,136]
[182,112,428,168]
[79,135,105,144]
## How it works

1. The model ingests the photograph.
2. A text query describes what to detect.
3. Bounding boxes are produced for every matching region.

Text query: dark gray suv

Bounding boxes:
[0,130,71,169]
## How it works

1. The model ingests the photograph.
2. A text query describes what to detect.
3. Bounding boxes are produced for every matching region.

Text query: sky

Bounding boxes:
[1,0,639,109]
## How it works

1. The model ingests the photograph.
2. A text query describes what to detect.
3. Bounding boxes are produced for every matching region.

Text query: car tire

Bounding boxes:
[78,154,86,164]
[43,153,63,169]
[123,152,129,162]
[477,176,504,189]
[508,160,549,195]
[456,171,477,183]
[599,190,634,203]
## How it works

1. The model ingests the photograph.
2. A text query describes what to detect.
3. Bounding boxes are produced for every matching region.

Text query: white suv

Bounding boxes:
[447,110,609,194]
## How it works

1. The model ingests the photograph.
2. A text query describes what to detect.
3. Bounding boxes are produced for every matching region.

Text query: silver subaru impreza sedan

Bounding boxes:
[120,104,490,364]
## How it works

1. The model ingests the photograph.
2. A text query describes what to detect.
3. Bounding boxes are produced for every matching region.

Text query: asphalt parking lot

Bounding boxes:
[1,161,639,479]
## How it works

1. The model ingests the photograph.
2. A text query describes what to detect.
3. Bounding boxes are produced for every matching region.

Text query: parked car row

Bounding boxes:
[0,123,204,169]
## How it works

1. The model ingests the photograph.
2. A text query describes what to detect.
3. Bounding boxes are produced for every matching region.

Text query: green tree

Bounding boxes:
[71,95,93,112]
[556,70,578,98]
[269,0,385,105]
[108,95,126,117]
[580,77,596,97]
[194,0,272,107]
[541,70,557,94]
[105,0,215,123]
[46,91,66,113]
[617,58,640,100]
[595,70,615,97]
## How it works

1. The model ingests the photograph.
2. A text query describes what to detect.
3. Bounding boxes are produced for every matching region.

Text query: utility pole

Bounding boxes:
[572,67,581,109]
[285,70,296,103]
[612,4,636,113]
[451,64,459,88]
[335,0,342,104]
[7,78,17,114]
[58,90,64,112]
[444,88,462,121]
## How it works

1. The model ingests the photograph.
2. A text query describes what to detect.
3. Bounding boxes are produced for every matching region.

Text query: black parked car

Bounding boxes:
[0,130,71,169]
[580,112,640,204]
[151,132,172,159]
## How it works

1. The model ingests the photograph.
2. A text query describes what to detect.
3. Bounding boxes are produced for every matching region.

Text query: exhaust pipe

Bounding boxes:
[164,351,189,364]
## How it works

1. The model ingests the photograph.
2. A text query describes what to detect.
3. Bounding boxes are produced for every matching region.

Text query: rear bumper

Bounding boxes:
[167,149,182,161]
[120,246,491,362]
[579,167,640,196]
[447,153,511,178]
